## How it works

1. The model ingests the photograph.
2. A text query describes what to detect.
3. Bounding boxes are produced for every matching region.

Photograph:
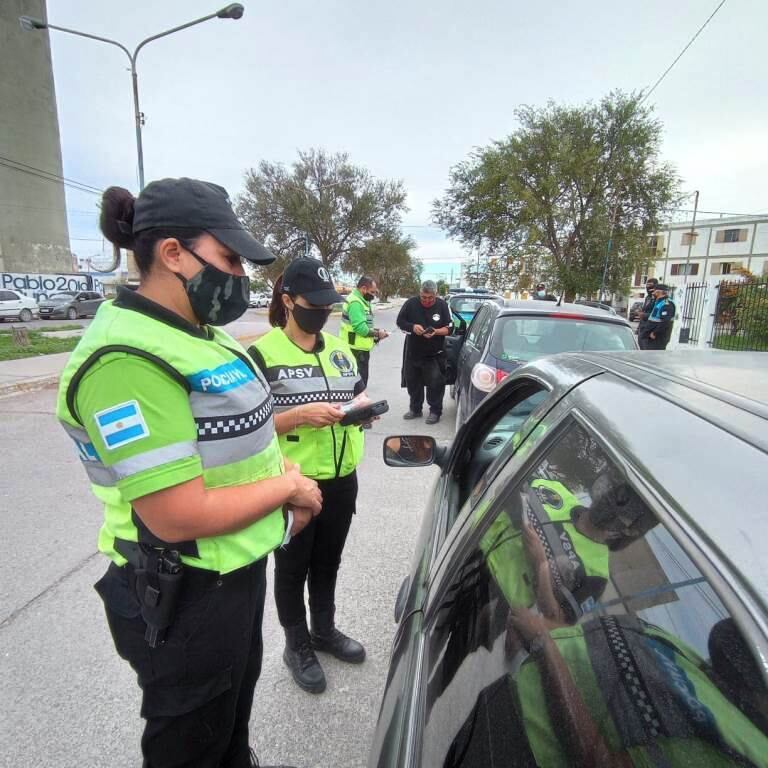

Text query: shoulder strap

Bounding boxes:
[66,344,190,426]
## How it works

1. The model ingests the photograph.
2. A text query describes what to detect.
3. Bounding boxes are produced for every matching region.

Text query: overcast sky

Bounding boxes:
[45,0,768,279]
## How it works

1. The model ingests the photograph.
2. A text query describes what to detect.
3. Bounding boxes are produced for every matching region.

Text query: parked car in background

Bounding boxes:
[371,351,768,768]
[448,292,504,324]
[629,300,644,322]
[0,289,39,322]
[447,300,637,425]
[38,291,105,320]
[249,292,269,308]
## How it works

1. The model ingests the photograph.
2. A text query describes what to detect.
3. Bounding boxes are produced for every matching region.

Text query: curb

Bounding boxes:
[0,374,60,399]
[0,331,267,400]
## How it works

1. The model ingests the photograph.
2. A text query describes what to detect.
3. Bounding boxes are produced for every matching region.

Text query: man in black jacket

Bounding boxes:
[397,281,452,424]
[639,284,676,350]
[637,277,659,349]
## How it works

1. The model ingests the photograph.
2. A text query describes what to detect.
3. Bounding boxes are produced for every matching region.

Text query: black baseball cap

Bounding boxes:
[132,177,275,264]
[656,283,671,292]
[282,258,343,305]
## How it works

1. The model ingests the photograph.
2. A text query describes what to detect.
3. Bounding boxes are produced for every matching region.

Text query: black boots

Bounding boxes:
[310,608,366,664]
[283,622,326,694]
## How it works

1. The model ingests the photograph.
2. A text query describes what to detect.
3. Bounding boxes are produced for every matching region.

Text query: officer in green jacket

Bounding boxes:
[507,611,768,767]
[56,179,321,767]
[339,276,388,387]
[249,258,368,695]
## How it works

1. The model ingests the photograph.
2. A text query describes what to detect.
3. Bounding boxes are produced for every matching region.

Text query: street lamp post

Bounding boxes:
[20,4,244,191]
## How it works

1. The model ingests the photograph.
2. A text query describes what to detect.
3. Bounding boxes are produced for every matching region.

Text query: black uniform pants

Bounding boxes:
[405,354,446,415]
[95,557,267,768]
[352,349,370,388]
[274,471,358,627]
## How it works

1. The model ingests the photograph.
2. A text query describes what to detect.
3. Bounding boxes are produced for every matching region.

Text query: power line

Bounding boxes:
[640,0,728,104]
[0,155,102,196]
[0,202,98,215]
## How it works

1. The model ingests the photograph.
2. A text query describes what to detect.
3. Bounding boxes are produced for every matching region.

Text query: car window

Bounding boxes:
[50,293,74,301]
[421,419,768,767]
[0,290,16,301]
[465,305,492,349]
[490,316,636,362]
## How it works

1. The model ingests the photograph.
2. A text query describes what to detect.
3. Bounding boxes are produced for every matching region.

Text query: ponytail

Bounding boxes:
[269,274,289,328]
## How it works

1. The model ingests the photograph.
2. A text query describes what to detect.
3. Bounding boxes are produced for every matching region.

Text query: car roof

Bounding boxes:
[512,350,768,613]
[449,292,502,300]
[499,299,630,324]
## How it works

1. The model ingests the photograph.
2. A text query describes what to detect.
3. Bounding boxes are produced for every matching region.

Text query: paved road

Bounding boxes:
[0,306,457,768]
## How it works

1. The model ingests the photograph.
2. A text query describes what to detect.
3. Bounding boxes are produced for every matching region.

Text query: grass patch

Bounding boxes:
[0,323,82,334]
[0,330,80,361]
[712,334,768,351]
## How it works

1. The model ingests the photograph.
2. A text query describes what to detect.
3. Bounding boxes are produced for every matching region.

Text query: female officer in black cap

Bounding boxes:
[249,258,368,694]
[56,178,321,767]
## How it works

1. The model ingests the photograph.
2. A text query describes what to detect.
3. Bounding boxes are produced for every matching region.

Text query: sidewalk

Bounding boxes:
[0,352,71,398]
[0,330,267,399]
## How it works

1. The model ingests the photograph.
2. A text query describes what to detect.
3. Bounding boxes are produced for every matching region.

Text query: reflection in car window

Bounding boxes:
[423,420,768,768]
[490,316,636,363]
[464,306,490,348]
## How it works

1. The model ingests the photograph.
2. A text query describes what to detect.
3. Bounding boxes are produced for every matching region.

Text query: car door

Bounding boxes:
[399,407,768,767]
[371,367,598,768]
[0,290,17,318]
[457,305,497,417]
[455,305,491,411]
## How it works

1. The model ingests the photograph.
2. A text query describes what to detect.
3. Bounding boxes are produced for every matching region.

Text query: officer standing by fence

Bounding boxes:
[639,283,676,350]
[55,179,321,767]
[249,258,368,695]
[339,276,389,387]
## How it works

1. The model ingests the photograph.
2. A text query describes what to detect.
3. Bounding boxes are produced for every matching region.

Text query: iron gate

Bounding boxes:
[678,282,707,345]
[710,279,768,351]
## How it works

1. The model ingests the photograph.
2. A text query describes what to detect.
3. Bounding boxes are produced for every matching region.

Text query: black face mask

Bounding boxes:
[362,292,375,303]
[291,303,332,335]
[647,286,656,295]
[178,249,250,326]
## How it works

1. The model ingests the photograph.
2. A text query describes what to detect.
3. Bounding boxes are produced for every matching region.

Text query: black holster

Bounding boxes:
[133,546,184,647]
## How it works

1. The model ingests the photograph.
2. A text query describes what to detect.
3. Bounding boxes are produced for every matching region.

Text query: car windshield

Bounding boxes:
[49,293,75,301]
[451,297,499,314]
[490,315,636,362]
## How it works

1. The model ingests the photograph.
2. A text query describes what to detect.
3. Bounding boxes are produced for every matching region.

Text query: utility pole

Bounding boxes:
[683,190,699,285]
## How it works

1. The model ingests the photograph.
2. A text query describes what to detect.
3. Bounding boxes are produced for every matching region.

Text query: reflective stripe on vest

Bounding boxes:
[253,328,365,479]
[340,291,374,351]
[56,300,285,573]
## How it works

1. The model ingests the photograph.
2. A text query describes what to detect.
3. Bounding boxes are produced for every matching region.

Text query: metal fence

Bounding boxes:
[677,282,708,345]
[710,280,768,351]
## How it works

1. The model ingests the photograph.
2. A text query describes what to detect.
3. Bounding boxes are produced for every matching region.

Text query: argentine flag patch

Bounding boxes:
[95,400,150,450]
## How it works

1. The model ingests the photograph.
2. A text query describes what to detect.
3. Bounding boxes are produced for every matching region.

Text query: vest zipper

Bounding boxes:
[314,350,344,479]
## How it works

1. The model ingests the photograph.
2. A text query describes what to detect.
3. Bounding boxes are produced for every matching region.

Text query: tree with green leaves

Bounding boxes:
[343,235,422,301]
[237,149,407,283]
[434,92,680,300]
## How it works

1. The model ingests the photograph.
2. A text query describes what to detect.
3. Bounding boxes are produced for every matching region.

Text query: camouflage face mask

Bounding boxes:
[179,248,250,326]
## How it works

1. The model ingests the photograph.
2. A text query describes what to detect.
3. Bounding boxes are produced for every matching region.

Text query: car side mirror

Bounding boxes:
[383,435,438,467]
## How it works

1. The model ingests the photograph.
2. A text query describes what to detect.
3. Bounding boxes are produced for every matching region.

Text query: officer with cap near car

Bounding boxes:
[56,177,320,767]
[249,258,369,695]
[639,283,676,350]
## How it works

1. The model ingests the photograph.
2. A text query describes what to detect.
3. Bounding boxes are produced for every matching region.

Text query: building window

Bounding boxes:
[716,228,748,244]
[670,263,699,276]
[711,262,741,276]
[681,231,698,245]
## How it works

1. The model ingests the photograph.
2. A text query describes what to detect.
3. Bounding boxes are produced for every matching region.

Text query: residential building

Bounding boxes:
[626,214,768,302]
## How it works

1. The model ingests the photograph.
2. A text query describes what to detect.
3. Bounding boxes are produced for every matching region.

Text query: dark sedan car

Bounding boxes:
[38,290,105,320]
[371,351,768,768]
[447,300,637,425]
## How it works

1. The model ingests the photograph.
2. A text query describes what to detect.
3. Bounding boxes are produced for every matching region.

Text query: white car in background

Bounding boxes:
[249,292,269,308]
[0,289,39,322]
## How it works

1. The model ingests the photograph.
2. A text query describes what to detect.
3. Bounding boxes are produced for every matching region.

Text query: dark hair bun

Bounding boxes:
[100,186,136,248]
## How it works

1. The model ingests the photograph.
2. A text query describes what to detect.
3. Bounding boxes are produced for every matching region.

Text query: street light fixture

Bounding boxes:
[19,5,245,192]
